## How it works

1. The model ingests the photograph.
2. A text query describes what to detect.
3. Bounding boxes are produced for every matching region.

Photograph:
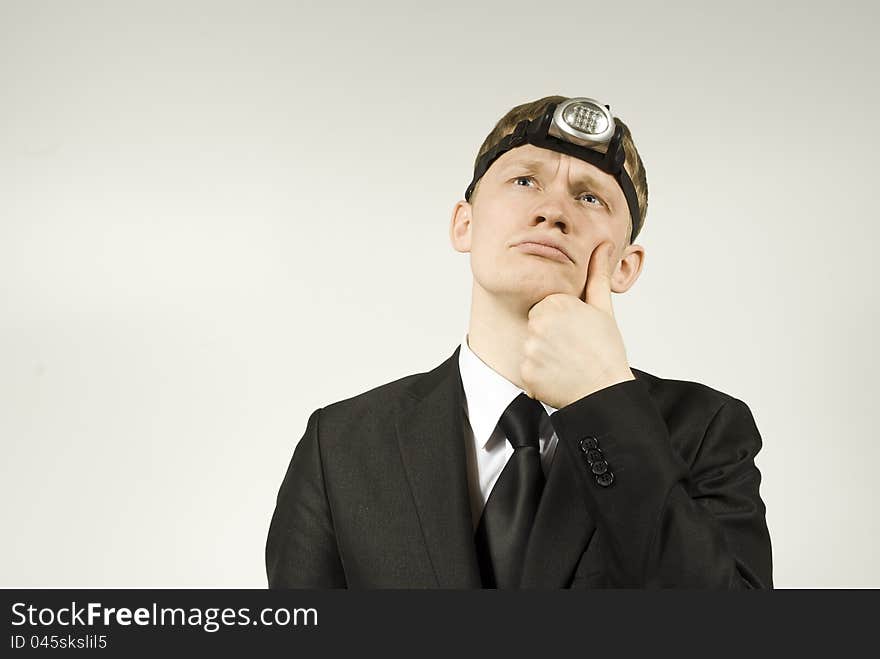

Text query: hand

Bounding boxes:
[520,241,635,409]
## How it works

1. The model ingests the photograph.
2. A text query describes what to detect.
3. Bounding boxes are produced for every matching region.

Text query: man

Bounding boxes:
[265,95,773,588]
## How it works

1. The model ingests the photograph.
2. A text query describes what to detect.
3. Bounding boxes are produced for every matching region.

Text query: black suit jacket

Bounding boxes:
[266,345,773,588]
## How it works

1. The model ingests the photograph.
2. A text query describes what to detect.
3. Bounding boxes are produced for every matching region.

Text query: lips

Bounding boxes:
[512,239,573,264]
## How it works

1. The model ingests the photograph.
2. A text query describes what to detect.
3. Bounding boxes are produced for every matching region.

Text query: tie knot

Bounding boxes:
[499,392,545,450]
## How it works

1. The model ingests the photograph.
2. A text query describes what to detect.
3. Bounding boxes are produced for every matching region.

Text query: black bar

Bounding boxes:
[2,589,876,654]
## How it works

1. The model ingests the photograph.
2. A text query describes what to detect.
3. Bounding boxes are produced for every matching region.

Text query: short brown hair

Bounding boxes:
[469,95,649,242]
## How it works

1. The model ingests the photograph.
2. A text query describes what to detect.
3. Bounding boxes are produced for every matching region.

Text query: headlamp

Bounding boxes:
[464,97,643,243]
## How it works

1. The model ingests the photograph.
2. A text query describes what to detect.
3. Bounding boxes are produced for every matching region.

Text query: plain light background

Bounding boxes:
[1,0,877,587]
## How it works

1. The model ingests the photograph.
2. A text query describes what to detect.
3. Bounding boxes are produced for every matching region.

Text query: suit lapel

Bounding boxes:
[519,429,596,588]
[394,346,482,588]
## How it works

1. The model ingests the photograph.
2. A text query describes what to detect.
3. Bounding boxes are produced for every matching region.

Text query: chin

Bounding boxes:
[508,283,571,307]
[514,272,570,296]
[474,263,575,302]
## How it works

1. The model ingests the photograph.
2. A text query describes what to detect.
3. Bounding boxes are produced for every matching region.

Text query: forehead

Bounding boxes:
[491,144,619,196]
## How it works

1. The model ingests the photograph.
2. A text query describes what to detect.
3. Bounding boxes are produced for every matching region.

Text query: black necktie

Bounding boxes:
[475,392,547,589]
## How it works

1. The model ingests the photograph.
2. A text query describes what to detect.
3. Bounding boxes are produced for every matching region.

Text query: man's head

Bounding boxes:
[450,95,648,310]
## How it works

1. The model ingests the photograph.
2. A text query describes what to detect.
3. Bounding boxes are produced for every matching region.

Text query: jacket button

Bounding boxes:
[596,471,614,487]
[579,436,599,452]
[585,448,604,464]
[591,460,608,475]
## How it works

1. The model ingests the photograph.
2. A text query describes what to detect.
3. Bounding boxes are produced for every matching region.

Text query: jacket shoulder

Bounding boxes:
[629,367,763,469]
[631,366,750,414]
[309,353,456,457]
[318,348,456,424]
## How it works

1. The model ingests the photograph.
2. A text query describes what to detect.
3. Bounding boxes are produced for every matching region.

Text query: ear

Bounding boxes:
[449,200,473,253]
[610,242,645,294]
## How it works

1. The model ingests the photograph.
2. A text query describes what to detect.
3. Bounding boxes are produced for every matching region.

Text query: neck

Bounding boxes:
[465,280,532,391]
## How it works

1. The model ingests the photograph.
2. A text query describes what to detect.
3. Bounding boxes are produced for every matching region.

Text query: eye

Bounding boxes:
[578,192,604,207]
[512,175,537,188]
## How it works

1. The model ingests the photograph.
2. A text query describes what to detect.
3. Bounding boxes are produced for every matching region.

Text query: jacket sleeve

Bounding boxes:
[265,407,348,588]
[549,378,773,589]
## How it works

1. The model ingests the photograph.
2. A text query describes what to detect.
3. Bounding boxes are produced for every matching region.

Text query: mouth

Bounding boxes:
[513,241,572,264]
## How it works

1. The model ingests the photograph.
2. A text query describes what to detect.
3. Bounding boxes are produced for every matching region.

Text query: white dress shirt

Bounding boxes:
[458,332,559,531]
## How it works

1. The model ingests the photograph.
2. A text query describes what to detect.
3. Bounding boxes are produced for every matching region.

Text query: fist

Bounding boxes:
[520,242,635,409]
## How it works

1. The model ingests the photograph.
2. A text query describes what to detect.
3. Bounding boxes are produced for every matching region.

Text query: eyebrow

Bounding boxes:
[500,157,614,198]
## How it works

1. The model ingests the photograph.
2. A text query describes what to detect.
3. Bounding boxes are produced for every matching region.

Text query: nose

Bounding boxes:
[530,186,571,233]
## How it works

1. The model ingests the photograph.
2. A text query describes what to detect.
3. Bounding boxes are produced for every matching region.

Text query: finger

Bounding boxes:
[527,297,542,319]
[584,242,614,316]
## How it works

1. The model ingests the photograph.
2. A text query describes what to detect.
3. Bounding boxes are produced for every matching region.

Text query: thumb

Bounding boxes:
[583,241,615,314]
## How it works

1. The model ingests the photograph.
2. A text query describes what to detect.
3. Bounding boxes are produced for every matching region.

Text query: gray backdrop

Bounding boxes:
[2,0,877,587]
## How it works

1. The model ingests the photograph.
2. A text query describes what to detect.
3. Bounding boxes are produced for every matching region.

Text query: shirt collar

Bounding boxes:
[458,332,558,450]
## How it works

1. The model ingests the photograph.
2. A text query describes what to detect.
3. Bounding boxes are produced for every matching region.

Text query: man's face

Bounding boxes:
[450,143,644,308]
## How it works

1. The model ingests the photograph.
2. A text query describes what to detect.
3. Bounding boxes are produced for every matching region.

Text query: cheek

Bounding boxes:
[469,231,505,270]
[472,207,513,248]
